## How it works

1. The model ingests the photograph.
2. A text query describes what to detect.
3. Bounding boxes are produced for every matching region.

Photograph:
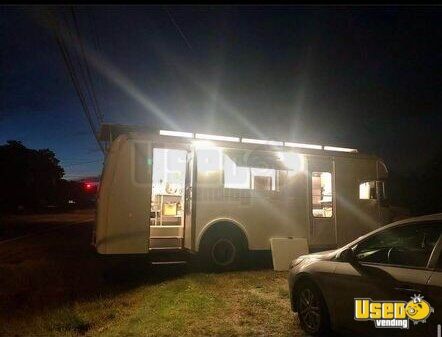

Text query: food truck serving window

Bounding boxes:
[222,149,300,191]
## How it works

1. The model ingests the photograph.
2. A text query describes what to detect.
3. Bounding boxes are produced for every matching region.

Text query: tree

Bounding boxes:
[388,142,442,216]
[0,140,64,211]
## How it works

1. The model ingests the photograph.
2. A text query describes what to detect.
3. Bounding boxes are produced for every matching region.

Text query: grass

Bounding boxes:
[0,211,304,337]
[0,209,95,240]
[1,269,301,337]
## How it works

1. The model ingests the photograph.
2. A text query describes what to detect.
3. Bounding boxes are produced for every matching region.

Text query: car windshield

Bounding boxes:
[354,222,441,267]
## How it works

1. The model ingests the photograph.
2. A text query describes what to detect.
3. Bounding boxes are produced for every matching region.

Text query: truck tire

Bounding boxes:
[199,228,246,271]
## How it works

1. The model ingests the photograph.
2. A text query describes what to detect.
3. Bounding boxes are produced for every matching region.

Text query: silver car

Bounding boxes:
[289,214,442,336]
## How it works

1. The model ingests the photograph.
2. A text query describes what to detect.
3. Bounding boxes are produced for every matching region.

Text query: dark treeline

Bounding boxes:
[0,140,95,212]
[388,144,442,216]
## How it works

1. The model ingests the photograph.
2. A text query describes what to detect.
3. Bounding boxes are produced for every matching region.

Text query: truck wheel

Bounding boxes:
[296,282,330,336]
[199,230,246,271]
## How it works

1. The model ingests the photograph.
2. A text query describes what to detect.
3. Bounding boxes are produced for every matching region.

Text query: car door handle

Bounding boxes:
[394,287,422,294]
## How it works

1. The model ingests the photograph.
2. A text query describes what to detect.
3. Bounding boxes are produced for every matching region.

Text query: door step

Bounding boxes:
[150,235,182,239]
[149,236,183,249]
[149,246,182,251]
[150,260,187,265]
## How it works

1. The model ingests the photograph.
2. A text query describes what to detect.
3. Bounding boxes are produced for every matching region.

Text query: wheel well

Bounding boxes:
[292,274,318,311]
[198,221,249,251]
[292,274,332,323]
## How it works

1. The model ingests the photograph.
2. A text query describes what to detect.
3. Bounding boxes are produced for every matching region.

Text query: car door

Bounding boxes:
[426,236,442,336]
[332,222,440,336]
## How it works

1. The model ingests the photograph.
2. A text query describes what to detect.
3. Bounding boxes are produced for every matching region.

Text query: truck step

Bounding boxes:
[150,260,187,265]
[149,246,182,250]
[150,236,183,239]
[150,236,183,249]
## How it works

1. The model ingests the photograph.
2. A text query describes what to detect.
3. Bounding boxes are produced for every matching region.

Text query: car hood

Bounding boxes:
[299,249,337,261]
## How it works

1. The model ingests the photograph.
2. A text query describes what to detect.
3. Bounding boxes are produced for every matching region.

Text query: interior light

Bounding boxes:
[159,130,193,138]
[195,133,240,142]
[284,142,322,150]
[324,146,358,153]
[242,138,283,146]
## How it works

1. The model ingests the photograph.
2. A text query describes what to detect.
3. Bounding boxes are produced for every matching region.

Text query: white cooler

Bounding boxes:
[270,237,309,271]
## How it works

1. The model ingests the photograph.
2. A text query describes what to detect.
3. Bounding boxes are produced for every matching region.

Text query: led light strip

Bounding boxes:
[158,130,357,152]
[195,133,240,142]
[284,142,322,150]
[159,130,193,138]
[324,146,358,153]
[241,138,284,146]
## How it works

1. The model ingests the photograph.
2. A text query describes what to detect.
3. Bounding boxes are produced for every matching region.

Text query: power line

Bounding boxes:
[53,9,105,154]
[89,9,102,54]
[88,8,105,122]
[70,6,103,124]
[164,7,193,52]
[60,8,101,127]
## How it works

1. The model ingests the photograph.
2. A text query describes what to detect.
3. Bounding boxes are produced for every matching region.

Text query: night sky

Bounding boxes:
[1,6,441,180]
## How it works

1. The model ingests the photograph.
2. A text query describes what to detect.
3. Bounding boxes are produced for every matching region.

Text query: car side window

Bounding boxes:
[354,223,441,268]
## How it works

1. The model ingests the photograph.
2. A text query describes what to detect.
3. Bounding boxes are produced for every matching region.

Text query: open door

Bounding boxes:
[308,158,337,248]
[149,147,187,249]
[183,150,194,250]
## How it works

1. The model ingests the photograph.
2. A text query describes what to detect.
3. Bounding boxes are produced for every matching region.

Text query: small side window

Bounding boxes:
[359,181,377,200]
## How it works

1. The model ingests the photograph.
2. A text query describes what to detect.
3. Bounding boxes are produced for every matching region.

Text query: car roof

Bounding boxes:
[341,213,442,250]
[388,213,442,228]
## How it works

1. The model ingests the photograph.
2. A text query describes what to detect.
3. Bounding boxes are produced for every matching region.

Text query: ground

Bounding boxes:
[0,210,307,337]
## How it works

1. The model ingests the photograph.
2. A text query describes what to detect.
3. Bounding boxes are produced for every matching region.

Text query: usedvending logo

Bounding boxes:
[354,294,434,329]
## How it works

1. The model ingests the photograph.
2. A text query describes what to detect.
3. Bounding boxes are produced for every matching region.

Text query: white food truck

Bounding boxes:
[94,124,392,269]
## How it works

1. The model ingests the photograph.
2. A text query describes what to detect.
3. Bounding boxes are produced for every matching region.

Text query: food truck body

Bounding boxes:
[94,125,391,268]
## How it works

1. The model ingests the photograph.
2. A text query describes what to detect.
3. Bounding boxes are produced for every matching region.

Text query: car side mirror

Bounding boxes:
[340,248,358,264]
